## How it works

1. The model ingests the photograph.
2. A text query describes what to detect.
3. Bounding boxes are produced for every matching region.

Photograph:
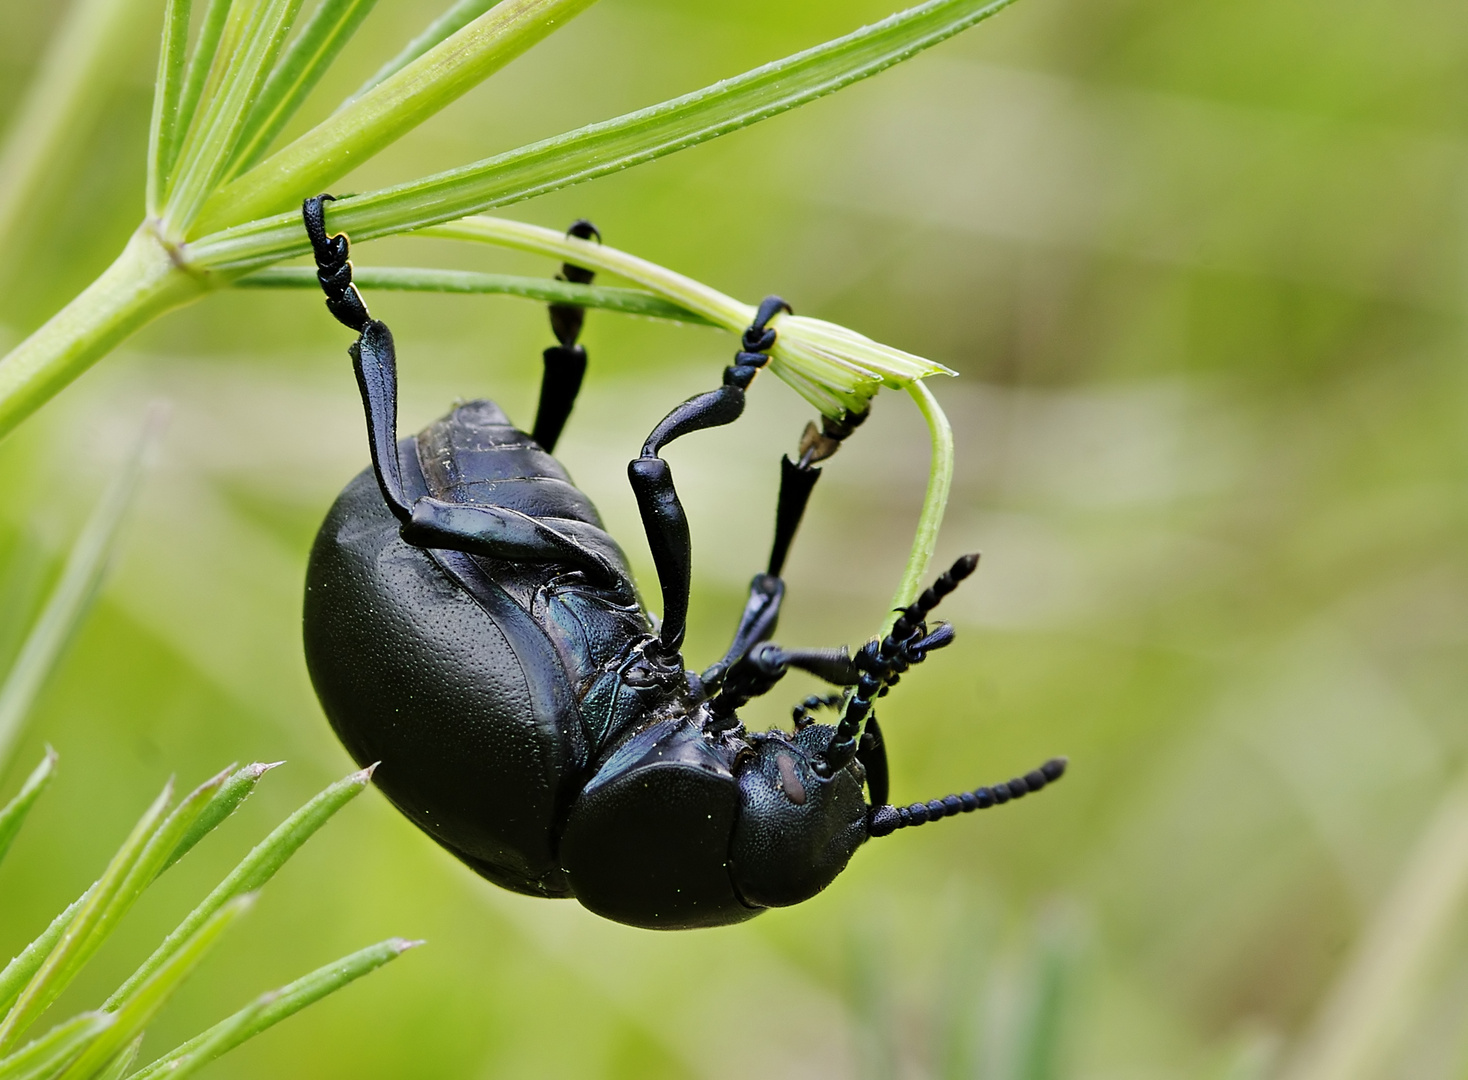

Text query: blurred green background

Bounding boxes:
[3,0,1468,1076]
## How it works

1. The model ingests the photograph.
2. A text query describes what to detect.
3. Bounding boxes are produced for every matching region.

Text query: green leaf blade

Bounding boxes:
[193,0,600,235]
[230,0,382,177]
[167,0,232,185]
[163,0,308,232]
[130,938,421,1080]
[189,0,1018,269]
[0,1012,111,1080]
[146,0,194,217]
[0,750,57,869]
[102,766,373,1010]
[0,783,173,1053]
[347,0,499,101]
[58,896,253,1080]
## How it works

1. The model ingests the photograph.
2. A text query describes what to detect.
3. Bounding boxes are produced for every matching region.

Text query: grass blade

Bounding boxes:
[1280,772,1468,1080]
[0,898,87,1019]
[167,0,232,182]
[161,761,281,874]
[146,0,194,216]
[192,0,599,234]
[0,783,172,1053]
[130,938,421,1080]
[162,0,307,231]
[58,897,253,1079]
[0,0,138,255]
[0,1013,111,1080]
[0,414,158,782]
[236,265,713,323]
[0,750,57,869]
[102,766,373,1010]
[230,0,382,177]
[346,0,498,102]
[189,0,1017,269]
[88,1034,140,1080]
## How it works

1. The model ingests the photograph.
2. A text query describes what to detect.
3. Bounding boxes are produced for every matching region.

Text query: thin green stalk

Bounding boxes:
[0,898,88,1018]
[167,0,233,185]
[194,0,601,234]
[347,0,500,102]
[188,0,1018,267]
[58,897,254,1079]
[421,217,948,416]
[147,0,194,217]
[0,751,56,869]
[130,938,421,1080]
[103,766,373,1009]
[162,0,307,232]
[0,784,172,1052]
[0,1013,111,1080]
[237,265,714,323]
[884,381,954,633]
[230,0,382,177]
[0,227,207,443]
[0,410,158,780]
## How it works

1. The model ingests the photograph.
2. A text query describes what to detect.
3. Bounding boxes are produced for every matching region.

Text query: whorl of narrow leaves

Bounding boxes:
[0,753,416,1080]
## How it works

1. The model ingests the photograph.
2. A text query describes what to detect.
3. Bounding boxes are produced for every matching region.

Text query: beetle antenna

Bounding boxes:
[818,554,980,774]
[867,758,1067,837]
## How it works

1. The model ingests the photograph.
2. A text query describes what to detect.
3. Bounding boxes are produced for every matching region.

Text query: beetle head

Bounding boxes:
[728,724,871,908]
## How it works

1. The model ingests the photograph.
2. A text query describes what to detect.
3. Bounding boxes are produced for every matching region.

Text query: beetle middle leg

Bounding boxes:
[702,408,869,690]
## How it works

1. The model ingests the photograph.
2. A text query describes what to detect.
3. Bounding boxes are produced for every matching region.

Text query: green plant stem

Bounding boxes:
[0,228,206,443]
[194,0,600,235]
[237,266,713,323]
[884,381,954,634]
[348,0,499,102]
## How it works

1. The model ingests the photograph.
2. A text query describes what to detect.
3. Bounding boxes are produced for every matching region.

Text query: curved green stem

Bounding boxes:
[884,380,955,635]
[236,265,714,324]
[0,227,208,442]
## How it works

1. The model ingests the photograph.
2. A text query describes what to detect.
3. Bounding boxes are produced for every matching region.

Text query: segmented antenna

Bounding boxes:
[867,757,1067,837]
[819,554,979,773]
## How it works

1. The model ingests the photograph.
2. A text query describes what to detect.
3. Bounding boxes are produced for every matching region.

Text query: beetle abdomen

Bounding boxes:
[417,400,604,525]
[305,464,585,898]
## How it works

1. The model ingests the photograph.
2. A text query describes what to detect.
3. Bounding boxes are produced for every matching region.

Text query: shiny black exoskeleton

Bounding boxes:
[300,196,1067,929]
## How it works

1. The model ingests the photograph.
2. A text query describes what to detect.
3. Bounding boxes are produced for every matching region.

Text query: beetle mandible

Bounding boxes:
[300,196,1067,929]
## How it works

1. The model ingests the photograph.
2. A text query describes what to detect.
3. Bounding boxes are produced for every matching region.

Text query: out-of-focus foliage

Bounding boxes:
[1,0,1466,1077]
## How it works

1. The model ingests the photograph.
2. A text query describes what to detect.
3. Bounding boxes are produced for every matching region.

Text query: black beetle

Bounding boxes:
[300,196,1066,929]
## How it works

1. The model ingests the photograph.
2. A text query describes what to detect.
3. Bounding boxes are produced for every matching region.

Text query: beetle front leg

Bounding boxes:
[532,218,599,453]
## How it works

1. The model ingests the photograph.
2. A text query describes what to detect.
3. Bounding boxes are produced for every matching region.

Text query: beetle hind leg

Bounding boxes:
[532,219,600,453]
